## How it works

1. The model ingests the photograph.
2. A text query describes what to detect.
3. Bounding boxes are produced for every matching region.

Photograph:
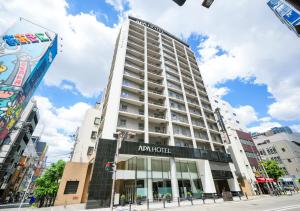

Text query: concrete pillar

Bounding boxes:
[146,158,153,201]
[228,163,241,192]
[170,158,179,199]
[197,160,216,193]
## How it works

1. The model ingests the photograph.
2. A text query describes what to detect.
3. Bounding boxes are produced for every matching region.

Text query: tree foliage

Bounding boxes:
[259,160,285,179]
[34,160,65,199]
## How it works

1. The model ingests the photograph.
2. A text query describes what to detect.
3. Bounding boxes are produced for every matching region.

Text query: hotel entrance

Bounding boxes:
[115,155,204,202]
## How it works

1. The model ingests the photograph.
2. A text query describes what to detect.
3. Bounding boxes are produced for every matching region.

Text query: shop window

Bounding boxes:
[94,117,101,125]
[64,181,79,194]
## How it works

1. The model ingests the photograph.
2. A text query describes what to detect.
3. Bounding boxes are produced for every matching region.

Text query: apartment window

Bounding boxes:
[94,117,101,125]
[121,104,127,111]
[64,181,79,194]
[87,146,94,156]
[282,148,286,152]
[120,119,126,127]
[139,109,144,115]
[138,123,144,130]
[288,159,292,163]
[121,91,129,97]
[91,131,97,139]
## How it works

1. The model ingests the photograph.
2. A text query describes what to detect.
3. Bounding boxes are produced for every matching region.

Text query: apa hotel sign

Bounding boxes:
[138,145,171,154]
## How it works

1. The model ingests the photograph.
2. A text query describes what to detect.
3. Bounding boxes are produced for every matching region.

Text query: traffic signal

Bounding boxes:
[105,162,114,172]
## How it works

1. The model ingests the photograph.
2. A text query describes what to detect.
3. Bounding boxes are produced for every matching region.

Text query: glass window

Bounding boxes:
[162,159,170,172]
[180,162,188,172]
[137,158,145,170]
[87,146,94,156]
[94,117,101,125]
[152,159,162,172]
[188,162,197,173]
[91,131,97,139]
[64,181,79,194]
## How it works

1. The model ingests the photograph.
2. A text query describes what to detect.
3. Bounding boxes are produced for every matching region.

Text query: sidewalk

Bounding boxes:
[0,195,268,211]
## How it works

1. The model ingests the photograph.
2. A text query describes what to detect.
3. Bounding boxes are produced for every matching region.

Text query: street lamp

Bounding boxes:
[110,131,136,210]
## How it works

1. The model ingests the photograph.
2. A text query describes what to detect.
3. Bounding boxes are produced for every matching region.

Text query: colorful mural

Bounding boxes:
[0,19,58,141]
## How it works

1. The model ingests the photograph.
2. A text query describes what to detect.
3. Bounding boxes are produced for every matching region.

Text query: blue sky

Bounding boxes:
[31,0,300,133]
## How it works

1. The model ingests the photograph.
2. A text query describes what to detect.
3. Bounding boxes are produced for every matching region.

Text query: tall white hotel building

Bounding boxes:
[86,17,240,208]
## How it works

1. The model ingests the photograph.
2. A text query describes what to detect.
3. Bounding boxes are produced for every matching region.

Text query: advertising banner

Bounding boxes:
[283,8,300,24]
[0,19,58,140]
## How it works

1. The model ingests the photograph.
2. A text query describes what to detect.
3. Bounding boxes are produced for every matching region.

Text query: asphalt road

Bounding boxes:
[161,194,300,211]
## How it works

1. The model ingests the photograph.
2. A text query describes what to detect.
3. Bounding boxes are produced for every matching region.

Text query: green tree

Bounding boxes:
[259,160,285,179]
[34,160,65,206]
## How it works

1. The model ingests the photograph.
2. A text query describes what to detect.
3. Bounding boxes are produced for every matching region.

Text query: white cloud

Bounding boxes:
[233,105,258,127]
[291,125,300,133]
[0,0,119,97]
[105,0,127,11]
[33,96,91,162]
[248,121,282,133]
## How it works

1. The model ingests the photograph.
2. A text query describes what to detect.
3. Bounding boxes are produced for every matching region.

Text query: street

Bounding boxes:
[1,194,300,211]
[161,194,300,211]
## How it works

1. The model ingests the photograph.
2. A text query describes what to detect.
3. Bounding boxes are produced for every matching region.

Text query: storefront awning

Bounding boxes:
[256,177,275,183]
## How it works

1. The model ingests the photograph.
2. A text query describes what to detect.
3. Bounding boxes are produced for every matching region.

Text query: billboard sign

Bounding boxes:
[283,9,300,24]
[0,19,58,140]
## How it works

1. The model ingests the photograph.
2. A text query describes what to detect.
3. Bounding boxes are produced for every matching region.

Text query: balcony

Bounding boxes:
[129,23,144,34]
[148,89,164,100]
[211,134,223,144]
[149,137,169,146]
[194,131,209,141]
[120,92,144,106]
[173,125,192,140]
[125,56,144,71]
[127,41,144,54]
[189,110,202,119]
[147,42,160,52]
[148,56,161,67]
[124,71,144,84]
[149,111,167,123]
[148,48,161,59]
[129,28,144,41]
[149,123,168,136]
[205,113,217,123]
[148,98,166,110]
[202,104,213,113]
[127,48,144,60]
[186,98,198,107]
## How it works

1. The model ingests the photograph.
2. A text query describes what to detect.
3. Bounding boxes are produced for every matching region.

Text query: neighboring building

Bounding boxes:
[77,16,240,209]
[55,103,102,206]
[267,0,300,37]
[0,100,39,202]
[253,131,300,182]
[0,19,58,141]
[71,103,102,163]
[209,95,257,195]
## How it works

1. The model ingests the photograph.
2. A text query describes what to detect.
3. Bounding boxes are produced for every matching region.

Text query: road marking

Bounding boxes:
[263,204,300,211]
